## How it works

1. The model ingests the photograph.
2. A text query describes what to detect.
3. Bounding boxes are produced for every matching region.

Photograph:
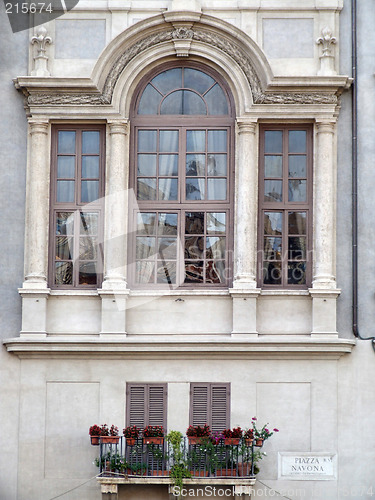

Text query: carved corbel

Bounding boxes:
[172,27,194,57]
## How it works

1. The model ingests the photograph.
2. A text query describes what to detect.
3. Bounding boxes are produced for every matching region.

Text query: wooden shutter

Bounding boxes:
[127,384,167,428]
[190,383,230,431]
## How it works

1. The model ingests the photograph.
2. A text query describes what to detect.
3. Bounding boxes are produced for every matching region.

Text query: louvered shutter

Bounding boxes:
[190,383,230,431]
[127,384,167,428]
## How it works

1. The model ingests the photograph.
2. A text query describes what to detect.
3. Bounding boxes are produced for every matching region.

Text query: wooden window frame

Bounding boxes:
[189,382,230,432]
[129,63,235,289]
[49,124,105,289]
[126,383,168,429]
[258,124,313,289]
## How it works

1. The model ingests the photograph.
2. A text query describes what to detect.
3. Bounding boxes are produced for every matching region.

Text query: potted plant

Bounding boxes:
[186,424,211,445]
[143,425,164,445]
[251,417,279,447]
[101,424,120,444]
[167,431,191,488]
[222,426,242,445]
[243,428,254,446]
[123,425,140,446]
[89,424,101,445]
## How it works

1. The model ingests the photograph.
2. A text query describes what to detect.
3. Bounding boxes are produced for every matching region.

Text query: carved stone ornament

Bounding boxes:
[316,27,337,57]
[26,26,338,107]
[31,26,52,77]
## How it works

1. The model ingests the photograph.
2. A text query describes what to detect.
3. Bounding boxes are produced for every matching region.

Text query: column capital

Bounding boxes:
[236,118,257,134]
[315,119,336,133]
[108,119,129,135]
[28,119,49,134]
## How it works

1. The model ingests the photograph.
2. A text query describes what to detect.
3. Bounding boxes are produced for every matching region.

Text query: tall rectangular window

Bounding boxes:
[190,383,230,432]
[50,125,105,288]
[259,125,312,288]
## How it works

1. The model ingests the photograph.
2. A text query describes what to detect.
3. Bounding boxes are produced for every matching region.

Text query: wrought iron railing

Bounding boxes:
[96,437,257,478]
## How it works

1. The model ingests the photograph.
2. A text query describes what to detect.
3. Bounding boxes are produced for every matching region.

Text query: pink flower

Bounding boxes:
[273,428,279,432]
[252,417,257,421]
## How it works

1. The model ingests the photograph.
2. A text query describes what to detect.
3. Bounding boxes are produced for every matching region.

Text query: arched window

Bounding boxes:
[129,64,234,288]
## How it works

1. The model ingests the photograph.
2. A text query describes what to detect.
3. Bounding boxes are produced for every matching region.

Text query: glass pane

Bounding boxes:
[185,212,204,234]
[288,212,306,235]
[57,156,75,178]
[186,154,205,176]
[263,261,281,285]
[182,91,206,115]
[82,131,100,154]
[289,156,306,178]
[264,212,282,235]
[265,131,282,154]
[57,180,74,203]
[56,236,73,260]
[208,130,227,152]
[79,262,97,285]
[288,261,306,285]
[185,236,204,259]
[158,238,177,259]
[207,179,226,200]
[205,84,228,115]
[159,178,178,200]
[160,91,183,114]
[136,261,155,283]
[288,236,306,260]
[137,213,156,235]
[80,213,98,235]
[138,84,161,115]
[207,154,227,176]
[186,178,205,200]
[157,261,176,284]
[160,130,179,152]
[265,156,282,178]
[206,237,225,259]
[136,237,156,259]
[58,131,76,154]
[158,213,178,235]
[206,260,225,283]
[79,237,97,260]
[138,154,157,176]
[56,212,74,235]
[138,130,157,152]
[207,213,226,234]
[81,180,99,203]
[159,155,178,176]
[289,130,306,153]
[264,237,282,260]
[184,261,204,283]
[82,156,99,179]
[288,180,306,202]
[152,68,182,95]
[184,68,214,94]
[137,178,156,200]
[55,261,73,285]
[187,130,205,152]
[264,180,282,202]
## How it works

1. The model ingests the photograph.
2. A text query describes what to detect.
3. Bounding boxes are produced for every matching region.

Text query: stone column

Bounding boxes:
[310,120,339,337]
[99,120,129,336]
[230,119,260,338]
[20,119,50,338]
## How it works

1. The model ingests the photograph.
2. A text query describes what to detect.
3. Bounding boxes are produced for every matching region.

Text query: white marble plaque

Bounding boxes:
[278,452,337,481]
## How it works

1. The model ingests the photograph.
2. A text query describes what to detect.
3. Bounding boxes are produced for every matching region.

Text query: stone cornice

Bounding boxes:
[3,336,355,359]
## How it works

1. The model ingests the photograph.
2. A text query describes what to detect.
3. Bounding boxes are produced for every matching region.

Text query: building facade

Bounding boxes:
[1,0,374,499]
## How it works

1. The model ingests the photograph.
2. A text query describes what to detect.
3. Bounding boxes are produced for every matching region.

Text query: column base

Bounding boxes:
[19,286,50,336]
[98,288,130,335]
[229,288,261,336]
[309,288,341,336]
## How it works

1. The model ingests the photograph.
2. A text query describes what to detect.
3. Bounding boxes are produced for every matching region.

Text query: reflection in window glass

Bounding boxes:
[265,131,282,154]
[205,84,228,115]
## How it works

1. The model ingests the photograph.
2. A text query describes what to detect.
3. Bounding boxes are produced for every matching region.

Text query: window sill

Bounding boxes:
[129,289,230,297]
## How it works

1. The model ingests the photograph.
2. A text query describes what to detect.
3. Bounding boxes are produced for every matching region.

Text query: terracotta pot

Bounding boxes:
[215,469,237,477]
[244,438,253,446]
[101,435,120,444]
[126,438,136,446]
[255,438,264,447]
[224,438,240,445]
[151,470,168,476]
[238,463,250,476]
[187,436,206,445]
[190,470,209,477]
[90,436,100,445]
[143,436,163,445]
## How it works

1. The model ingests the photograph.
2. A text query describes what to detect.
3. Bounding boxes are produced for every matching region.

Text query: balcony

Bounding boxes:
[95,437,257,496]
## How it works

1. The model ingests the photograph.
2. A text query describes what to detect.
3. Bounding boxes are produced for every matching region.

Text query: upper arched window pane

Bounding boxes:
[137,67,229,116]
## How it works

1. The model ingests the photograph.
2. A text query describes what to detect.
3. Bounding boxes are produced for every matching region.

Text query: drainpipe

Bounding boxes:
[351,0,375,350]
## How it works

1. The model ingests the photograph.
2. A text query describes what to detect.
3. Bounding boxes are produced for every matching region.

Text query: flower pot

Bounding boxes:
[255,438,264,447]
[143,437,163,445]
[238,463,250,476]
[188,436,206,445]
[126,438,137,446]
[244,438,253,447]
[151,470,168,476]
[101,436,120,444]
[90,436,100,445]
[190,470,209,477]
[215,469,237,477]
[224,438,240,445]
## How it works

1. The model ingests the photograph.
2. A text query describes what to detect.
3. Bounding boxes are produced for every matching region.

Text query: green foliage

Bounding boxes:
[167,431,191,489]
